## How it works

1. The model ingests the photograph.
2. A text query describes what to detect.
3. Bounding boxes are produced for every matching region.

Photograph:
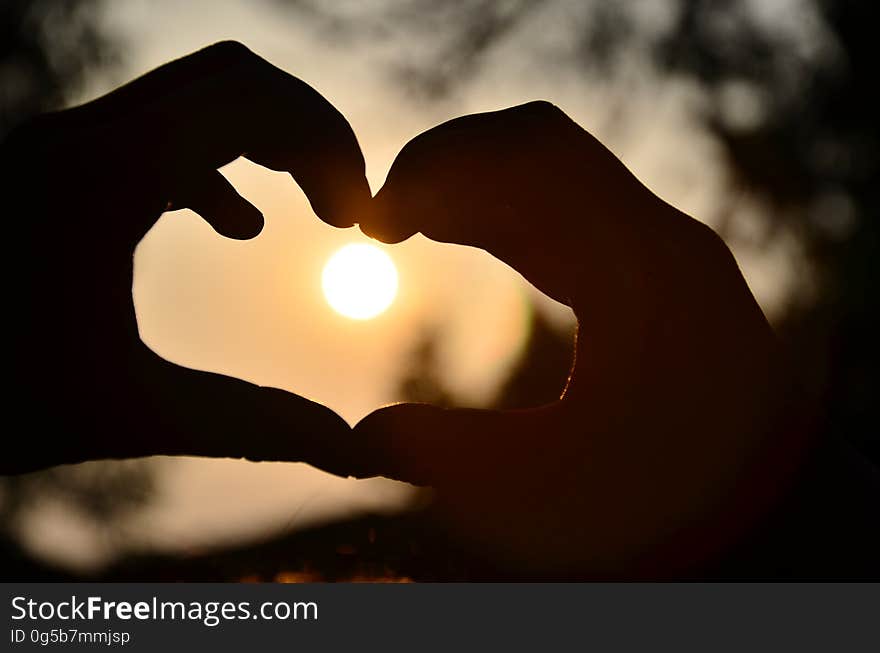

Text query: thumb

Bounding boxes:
[173,169,264,239]
[351,403,542,485]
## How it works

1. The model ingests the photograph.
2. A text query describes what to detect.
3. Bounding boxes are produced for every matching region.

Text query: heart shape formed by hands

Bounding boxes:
[4,42,816,578]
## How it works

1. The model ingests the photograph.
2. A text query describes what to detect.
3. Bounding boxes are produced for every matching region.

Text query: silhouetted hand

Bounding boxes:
[351,102,817,578]
[1,42,370,474]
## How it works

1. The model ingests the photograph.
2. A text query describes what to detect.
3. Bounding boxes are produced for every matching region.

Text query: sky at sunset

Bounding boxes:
[17,0,812,569]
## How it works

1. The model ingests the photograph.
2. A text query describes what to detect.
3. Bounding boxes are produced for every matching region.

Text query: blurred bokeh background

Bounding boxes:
[1,0,876,580]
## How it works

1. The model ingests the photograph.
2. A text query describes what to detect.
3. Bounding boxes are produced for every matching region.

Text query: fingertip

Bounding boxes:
[297,165,372,229]
[357,222,415,244]
[198,40,256,64]
[214,202,265,240]
[176,170,265,240]
[357,189,417,243]
[330,174,373,229]
[351,403,444,483]
[312,204,355,229]
[352,402,403,432]
[353,402,447,440]
[353,403,514,486]
[199,187,264,239]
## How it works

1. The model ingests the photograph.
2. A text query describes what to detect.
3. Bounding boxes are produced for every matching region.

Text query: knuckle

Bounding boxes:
[515,100,567,122]
[510,101,580,141]
[201,40,257,65]
[684,217,739,268]
[522,99,560,113]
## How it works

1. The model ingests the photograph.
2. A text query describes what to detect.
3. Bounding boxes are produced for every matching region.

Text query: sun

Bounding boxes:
[322,243,399,320]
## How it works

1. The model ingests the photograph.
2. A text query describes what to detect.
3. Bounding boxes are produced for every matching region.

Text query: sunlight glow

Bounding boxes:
[322,244,399,320]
